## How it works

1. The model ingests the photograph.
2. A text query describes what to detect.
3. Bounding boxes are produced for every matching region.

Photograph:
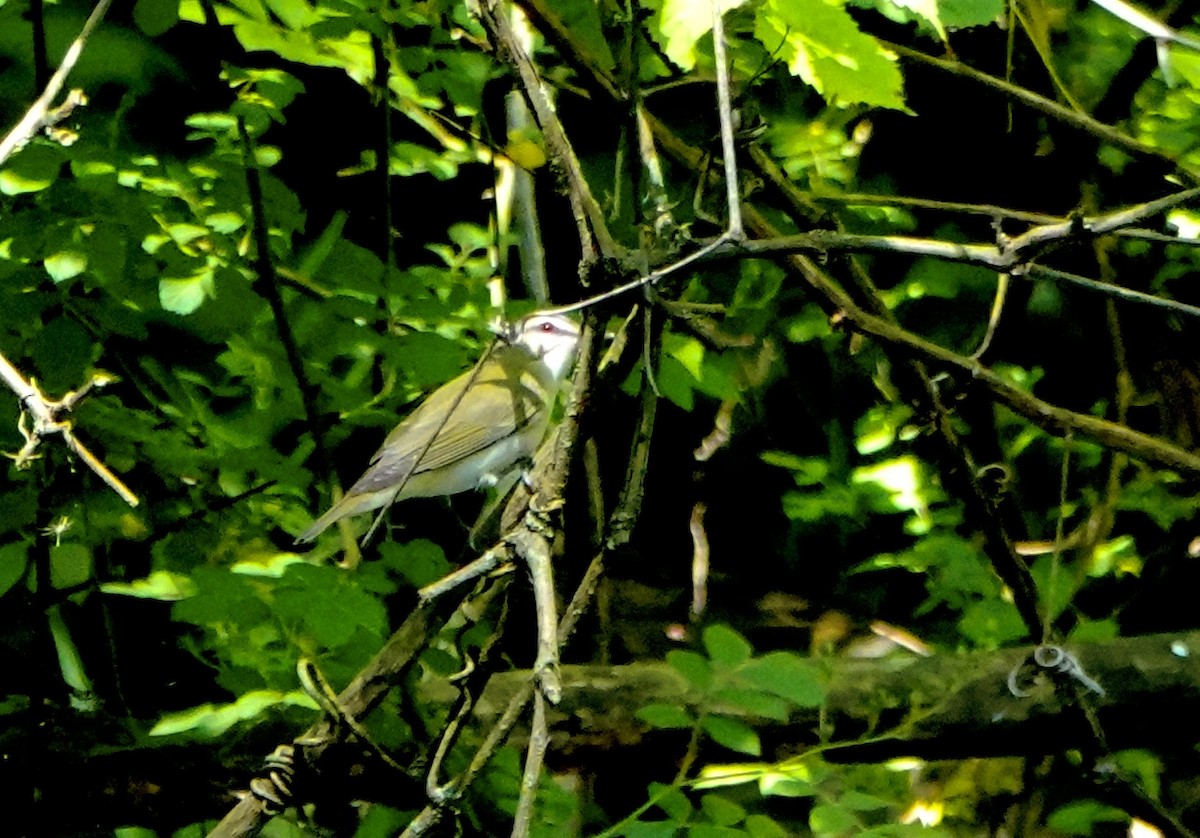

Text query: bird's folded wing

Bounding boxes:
[348,360,546,495]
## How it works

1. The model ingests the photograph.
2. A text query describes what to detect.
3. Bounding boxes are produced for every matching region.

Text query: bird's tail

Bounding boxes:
[294,488,396,543]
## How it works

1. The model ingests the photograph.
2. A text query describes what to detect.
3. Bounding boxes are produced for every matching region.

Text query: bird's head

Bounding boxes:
[512,313,581,380]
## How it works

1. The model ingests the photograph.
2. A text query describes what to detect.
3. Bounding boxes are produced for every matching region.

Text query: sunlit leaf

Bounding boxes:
[43,251,88,283]
[159,268,216,315]
[149,690,319,737]
[756,0,906,109]
[102,570,198,601]
[652,0,748,71]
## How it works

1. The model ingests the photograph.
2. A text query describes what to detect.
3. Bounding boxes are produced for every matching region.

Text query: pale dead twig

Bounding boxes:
[0,0,113,166]
[0,349,138,507]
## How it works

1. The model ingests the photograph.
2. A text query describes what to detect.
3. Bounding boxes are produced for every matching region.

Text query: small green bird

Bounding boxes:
[296,313,580,543]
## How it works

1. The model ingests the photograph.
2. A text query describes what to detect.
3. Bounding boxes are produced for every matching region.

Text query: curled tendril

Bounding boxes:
[1007,644,1105,698]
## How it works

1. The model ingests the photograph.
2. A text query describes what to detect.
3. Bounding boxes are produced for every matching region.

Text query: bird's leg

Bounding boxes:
[469,466,528,549]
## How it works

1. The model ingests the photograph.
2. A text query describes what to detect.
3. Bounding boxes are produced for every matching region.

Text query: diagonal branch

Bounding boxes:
[0,0,112,166]
[0,350,138,506]
[478,1,624,267]
[882,40,1194,182]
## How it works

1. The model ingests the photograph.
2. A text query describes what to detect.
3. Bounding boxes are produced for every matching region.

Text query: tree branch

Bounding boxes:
[0,0,111,166]
[0,350,137,506]
[415,631,1200,764]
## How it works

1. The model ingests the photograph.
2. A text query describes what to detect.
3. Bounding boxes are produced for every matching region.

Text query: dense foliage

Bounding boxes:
[3,0,1200,835]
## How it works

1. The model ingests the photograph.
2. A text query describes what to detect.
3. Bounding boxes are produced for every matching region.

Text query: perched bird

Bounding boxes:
[296,313,581,543]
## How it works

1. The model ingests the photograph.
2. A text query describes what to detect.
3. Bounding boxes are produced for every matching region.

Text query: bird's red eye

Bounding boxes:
[539,322,555,332]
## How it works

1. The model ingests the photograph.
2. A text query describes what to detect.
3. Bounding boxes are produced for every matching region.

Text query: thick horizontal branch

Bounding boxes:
[49,632,1200,832]
[419,631,1200,763]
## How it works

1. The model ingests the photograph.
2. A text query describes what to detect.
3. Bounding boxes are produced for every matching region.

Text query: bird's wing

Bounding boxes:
[347,347,550,495]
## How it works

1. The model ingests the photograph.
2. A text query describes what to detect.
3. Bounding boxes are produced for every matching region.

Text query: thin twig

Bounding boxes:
[787,253,1200,477]
[401,323,650,835]
[208,597,451,837]
[0,351,137,506]
[0,0,111,166]
[882,40,1191,181]
[480,0,624,264]
[237,119,336,528]
[510,690,550,838]
[710,0,743,240]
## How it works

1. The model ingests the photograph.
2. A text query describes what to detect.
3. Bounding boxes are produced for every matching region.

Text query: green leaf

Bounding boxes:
[653,0,748,71]
[938,0,1005,28]
[650,782,694,821]
[274,565,388,648]
[552,0,617,72]
[159,267,215,315]
[701,715,761,756]
[890,0,945,39]
[1069,618,1119,643]
[685,826,746,838]
[1115,749,1162,801]
[810,802,857,834]
[1046,800,1127,835]
[231,553,307,578]
[0,542,29,599]
[44,251,88,283]
[740,652,824,707]
[958,599,1028,647]
[133,0,180,36]
[0,144,64,194]
[205,211,245,233]
[351,804,409,838]
[700,792,746,826]
[28,316,95,391]
[637,702,695,729]
[149,689,318,737]
[668,649,714,691]
[744,814,789,838]
[758,769,815,797]
[50,543,92,589]
[658,355,697,411]
[1031,553,1081,621]
[378,539,451,588]
[114,827,158,838]
[703,624,753,669]
[840,789,891,810]
[101,570,197,601]
[666,333,706,381]
[755,0,906,110]
[710,688,790,721]
[621,821,681,838]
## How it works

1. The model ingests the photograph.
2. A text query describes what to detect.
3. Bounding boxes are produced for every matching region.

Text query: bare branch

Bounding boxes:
[0,0,112,166]
[479,1,624,265]
[0,349,138,506]
[883,40,1193,181]
[710,0,743,240]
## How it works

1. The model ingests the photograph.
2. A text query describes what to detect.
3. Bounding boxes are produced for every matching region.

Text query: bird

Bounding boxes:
[295,313,581,544]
